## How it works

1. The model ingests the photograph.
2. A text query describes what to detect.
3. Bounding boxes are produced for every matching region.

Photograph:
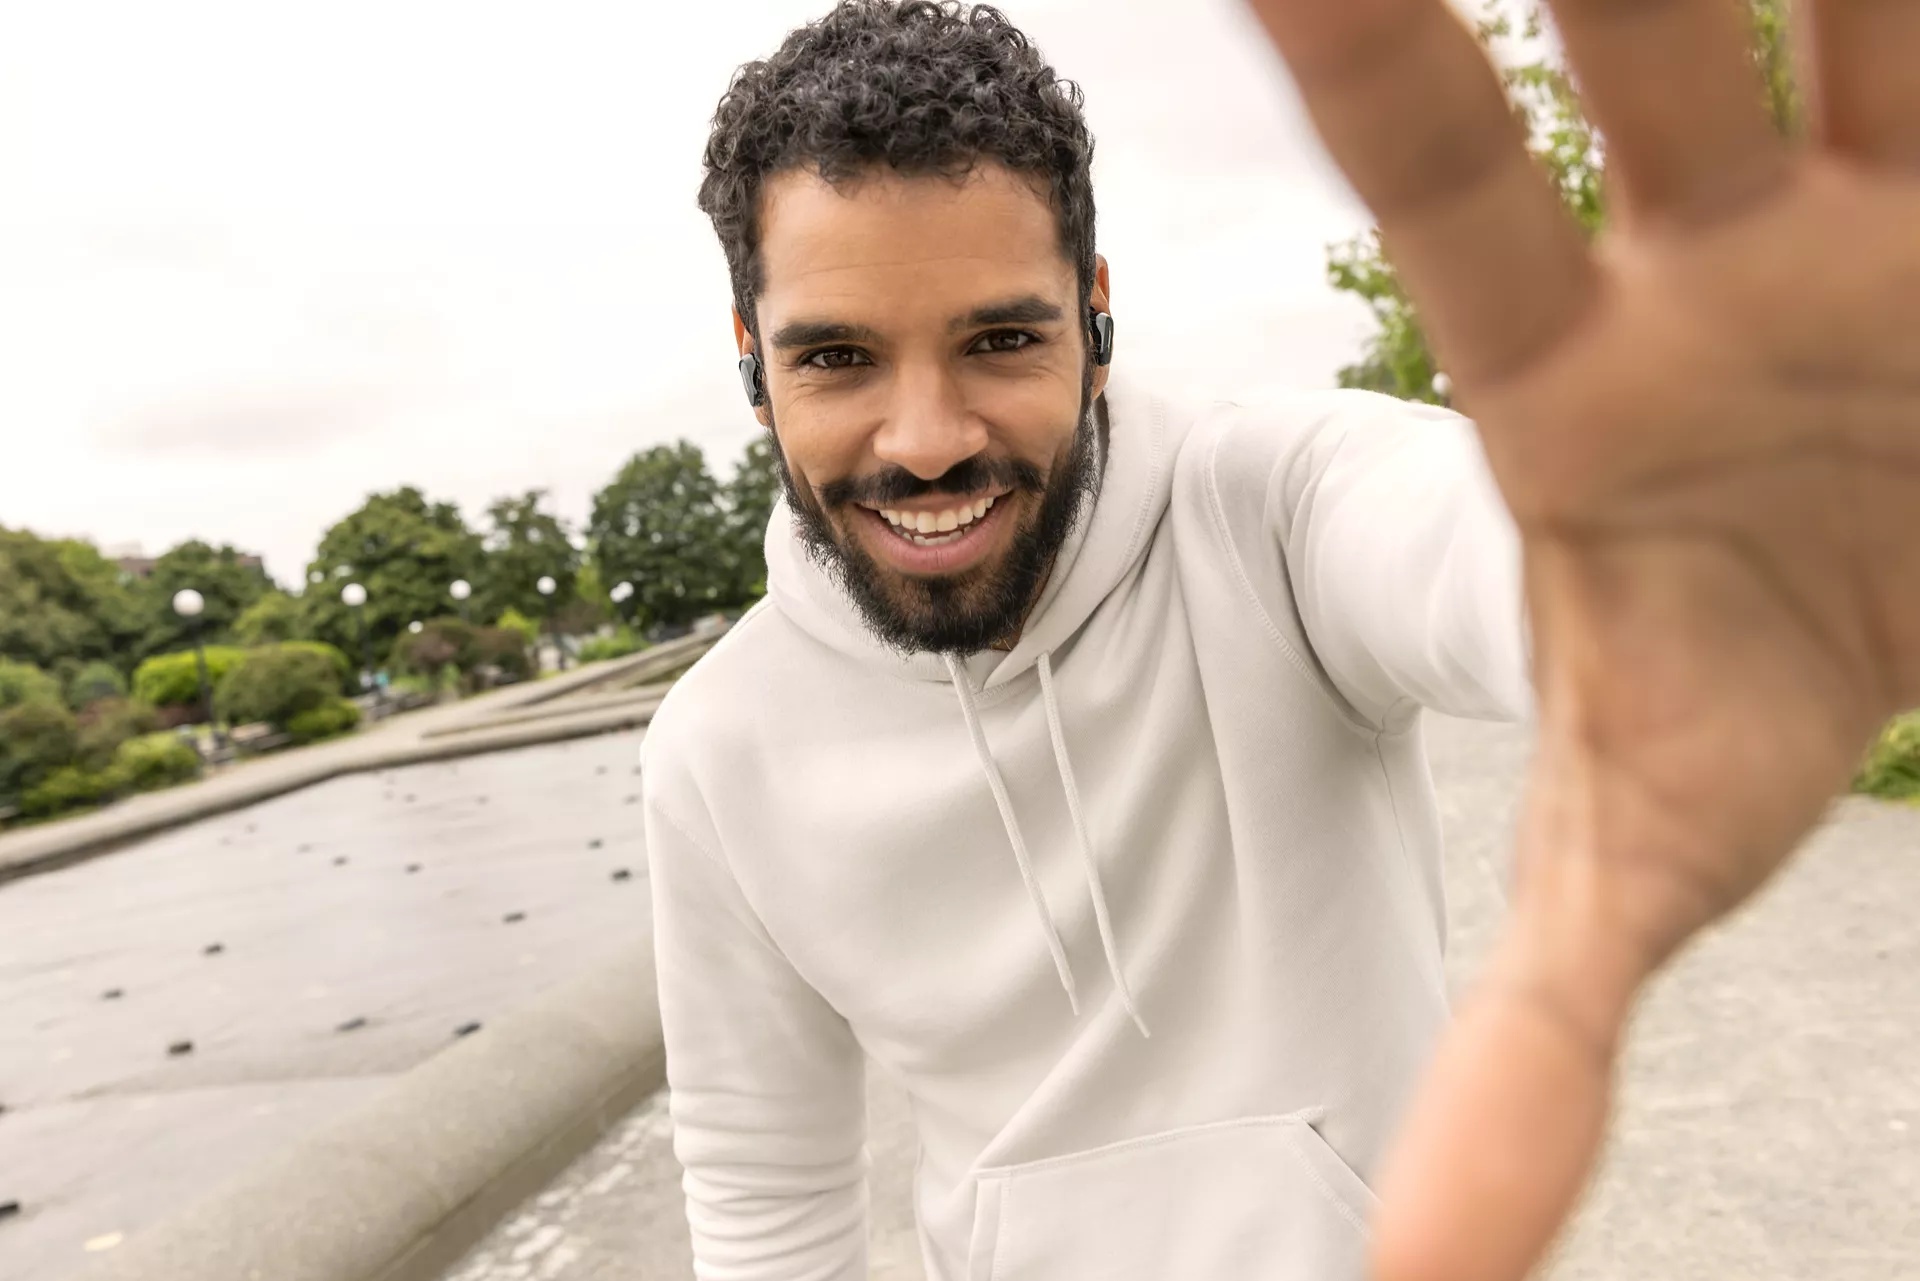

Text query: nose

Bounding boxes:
[869,358,988,480]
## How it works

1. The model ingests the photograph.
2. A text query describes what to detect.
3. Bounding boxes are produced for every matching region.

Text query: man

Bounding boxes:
[643,2,1920,1278]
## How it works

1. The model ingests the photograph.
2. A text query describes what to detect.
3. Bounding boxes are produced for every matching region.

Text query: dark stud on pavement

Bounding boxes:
[454,1021,482,1038]
[588,838,603,850]
[168,1040,194,1057]
[611,868,633,882]
[596,765,608,775]
[624,795,639,805]
[0,1200,19,1222]
[404,794,416,803]
[102,988,124,1000]
[477,795,489,804]
[336,1017,368,1033]
[203,943,224,956]
[333,856,349,866]
[297,844,312,853]
[503,911,526,924]
[406,863,421,874]
[245,824,256,834]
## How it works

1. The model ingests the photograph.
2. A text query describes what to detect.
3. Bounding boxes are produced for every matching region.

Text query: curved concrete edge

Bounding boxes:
[71,938,667,1281]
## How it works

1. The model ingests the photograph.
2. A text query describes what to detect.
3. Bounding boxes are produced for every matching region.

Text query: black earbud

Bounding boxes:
[738,352,767,408]
[1089,309,1116,367]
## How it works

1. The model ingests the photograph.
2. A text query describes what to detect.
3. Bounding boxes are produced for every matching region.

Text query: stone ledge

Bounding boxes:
[68,939,665,1281]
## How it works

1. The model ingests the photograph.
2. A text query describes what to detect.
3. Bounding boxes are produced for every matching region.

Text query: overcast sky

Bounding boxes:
[1,0,1385,590]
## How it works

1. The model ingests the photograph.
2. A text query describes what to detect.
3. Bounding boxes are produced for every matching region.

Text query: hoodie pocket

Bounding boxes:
[967,1112,1375,1281]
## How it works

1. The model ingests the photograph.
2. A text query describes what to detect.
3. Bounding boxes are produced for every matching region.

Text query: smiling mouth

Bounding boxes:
[862,494,1001,547]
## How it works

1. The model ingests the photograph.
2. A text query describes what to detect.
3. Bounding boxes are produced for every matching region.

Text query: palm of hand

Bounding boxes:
[1493,163,1920,985]
[1243,1,1920,1277]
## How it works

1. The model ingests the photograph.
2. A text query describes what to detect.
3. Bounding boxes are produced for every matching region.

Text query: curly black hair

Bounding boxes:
[698,0,1097,332]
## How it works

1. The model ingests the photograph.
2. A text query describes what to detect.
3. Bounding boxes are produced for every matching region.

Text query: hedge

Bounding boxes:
[214,647,340,730]
[132,646,248,710]
[114,732,202,792]
[286,698,361,745]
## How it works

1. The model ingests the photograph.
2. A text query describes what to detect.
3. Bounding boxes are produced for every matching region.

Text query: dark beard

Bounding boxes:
[773,391,1104,657]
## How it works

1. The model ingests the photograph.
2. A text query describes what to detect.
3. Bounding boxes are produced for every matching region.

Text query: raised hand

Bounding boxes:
[1241,1,1920,1277]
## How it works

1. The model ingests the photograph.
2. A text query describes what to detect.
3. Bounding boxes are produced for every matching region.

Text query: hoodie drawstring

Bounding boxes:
[1038,653,1150,1038]
[944,653,1150,1039]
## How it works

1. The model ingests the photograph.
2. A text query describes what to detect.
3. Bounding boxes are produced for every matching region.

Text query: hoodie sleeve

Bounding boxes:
[1261,391,1535,730]
[644,784,870,1281]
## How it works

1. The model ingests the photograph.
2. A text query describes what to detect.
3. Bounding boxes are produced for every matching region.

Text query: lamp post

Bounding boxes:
[171,588,226,753]
[342,582,381,711]
[610,580,634,628]
[449,578,472,623]
[536,575,565,672]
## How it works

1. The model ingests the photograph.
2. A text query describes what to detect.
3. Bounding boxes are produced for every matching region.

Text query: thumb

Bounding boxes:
[1371,763,1650,1281]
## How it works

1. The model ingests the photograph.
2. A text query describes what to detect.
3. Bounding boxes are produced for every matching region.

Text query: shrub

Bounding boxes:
[578,627,644,664]
[214,647,340,729]
[18,765,125,819]
[471,626,531,683]
[75,698,162,771]
[496,607,540,648]
[113,732,202,792]
[394,618,475,677]
[132,646,248,712]
[66,661,128,710]
[0,701,80,796]
[0,658,62,710]
[285,698,361,745]
[277,641,355,694]
[1855,711,1920,802]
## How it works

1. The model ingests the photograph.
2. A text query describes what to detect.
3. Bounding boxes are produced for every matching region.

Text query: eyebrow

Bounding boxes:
[767,296,1069,351]
[950,296,1066,332]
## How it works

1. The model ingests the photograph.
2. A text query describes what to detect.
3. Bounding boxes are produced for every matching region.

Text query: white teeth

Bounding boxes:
[873,496,1000,541]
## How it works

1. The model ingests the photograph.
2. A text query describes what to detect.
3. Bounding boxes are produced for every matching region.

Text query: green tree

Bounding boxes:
[0,527,144,675]
[0,658,63,710]
[721,434,782,605]
[588,441,733,633]
[303,487,483,664]
[1326,0,1795,403]
[233,590,308,646]
[133,540,275,659]
[474,489,580,628]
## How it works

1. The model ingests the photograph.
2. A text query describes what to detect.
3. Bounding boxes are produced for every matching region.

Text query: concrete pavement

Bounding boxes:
[0,731,661,1281]
[0,639,720,1281]
[440,712,1919,1281]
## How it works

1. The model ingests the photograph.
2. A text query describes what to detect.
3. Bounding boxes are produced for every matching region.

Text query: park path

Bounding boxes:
[441,712,1919,1281]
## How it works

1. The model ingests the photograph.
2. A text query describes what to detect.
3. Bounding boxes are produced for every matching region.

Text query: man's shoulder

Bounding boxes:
[1174,387,1452,486]
[643,599,803,769]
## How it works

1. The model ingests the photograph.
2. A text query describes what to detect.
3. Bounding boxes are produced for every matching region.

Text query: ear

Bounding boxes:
[732,307,774,429]
[1089,254,1114,401]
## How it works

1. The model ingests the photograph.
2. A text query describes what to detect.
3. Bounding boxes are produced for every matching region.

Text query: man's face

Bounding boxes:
[739,162,1112,655]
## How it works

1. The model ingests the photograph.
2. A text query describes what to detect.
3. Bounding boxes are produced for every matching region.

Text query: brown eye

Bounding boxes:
[971,330,1038,355]
[801,347,871,371]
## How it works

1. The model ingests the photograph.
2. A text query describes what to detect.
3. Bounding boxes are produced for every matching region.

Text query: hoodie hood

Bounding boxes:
[765,372,1183,693]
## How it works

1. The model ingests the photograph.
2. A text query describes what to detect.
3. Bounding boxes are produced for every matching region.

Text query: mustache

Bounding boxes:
[817,455,1047,509]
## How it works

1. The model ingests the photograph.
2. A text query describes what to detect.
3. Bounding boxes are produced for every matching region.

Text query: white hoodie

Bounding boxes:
[641,376,1533,1281]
